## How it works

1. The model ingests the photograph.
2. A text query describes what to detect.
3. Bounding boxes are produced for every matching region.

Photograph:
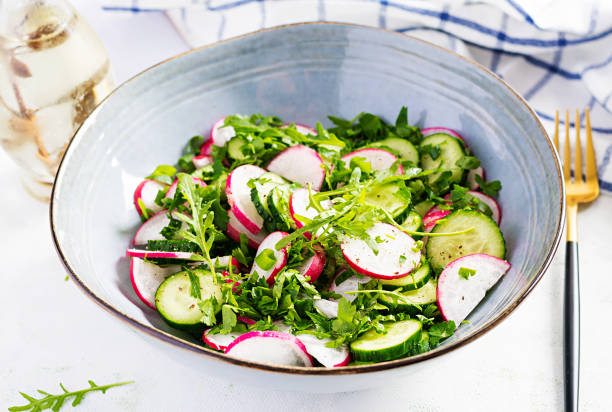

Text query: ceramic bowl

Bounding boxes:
[50,22,564,392]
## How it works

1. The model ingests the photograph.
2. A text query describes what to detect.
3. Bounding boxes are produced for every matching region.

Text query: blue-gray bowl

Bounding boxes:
[50,22,564,392]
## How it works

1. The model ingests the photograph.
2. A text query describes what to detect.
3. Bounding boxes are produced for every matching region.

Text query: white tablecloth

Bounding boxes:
[2,1,612,410]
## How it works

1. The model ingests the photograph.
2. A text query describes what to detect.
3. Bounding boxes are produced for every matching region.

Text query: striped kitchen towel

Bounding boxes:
[103,0,612,193]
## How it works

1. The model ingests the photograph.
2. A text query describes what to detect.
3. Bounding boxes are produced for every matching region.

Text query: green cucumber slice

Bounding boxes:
[364,181,410,219]
[419,134,465,184]
[227,136,248,160]
[371,137,419,165]
[426,209,506,271]
[350,319,422,362]
[379,277,437,312]
[155,269,222,334]
[401,211,422,233]
[379,262,431,291]
[267,186,296,231]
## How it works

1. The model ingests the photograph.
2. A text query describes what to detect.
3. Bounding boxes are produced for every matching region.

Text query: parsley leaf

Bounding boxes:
[254,249,277,271]
[221,304,237,333]
[428,320,456,346]
[474,175,502,197]
[458,267,477,280]
[185,267,202,299]
[146,165,176,185]
[332,298,357,334]
[455,155,481,170]
[420,144,441,160]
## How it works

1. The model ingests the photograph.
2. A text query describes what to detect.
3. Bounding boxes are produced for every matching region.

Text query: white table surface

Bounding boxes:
[2,1,612,410]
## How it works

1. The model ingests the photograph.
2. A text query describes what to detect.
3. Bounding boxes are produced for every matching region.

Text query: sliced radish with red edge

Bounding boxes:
[421,127,466,144]
[467,167,485,190]
[330,268,371,302]
[296,247,326,283]
[289,188,332,229]
[210,117,236,147]
[296,334,350,368]
[126,248,197,260]
[225,331,314,366]
[200,139,213,156]
[192,154,212,169]
[226,209,268,248]
[467,190,501,224]
[133,211,186,246]
[267,145,325,191]
[422,209,451,232]
[250,231,289,285]
[226,164,266,233]
[313,299,339,318]
[130,258,180,310]
[203,329,243,351]
[341,222,420,280]
[133,179,166,217]
[341,148,403,174]
[437,253,510,324]
[284,123,317,136]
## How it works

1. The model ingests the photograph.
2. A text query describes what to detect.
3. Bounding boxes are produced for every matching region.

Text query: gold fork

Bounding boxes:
[554,108,599,412]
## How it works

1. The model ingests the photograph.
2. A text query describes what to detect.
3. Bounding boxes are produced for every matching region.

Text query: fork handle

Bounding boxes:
[564,240,580,412]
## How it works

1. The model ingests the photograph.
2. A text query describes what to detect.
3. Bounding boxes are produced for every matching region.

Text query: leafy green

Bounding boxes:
[146,165,176,185]
[458,267,477,280]
[474,175,502,197]
[254,249,277,271]
[428,320,456,346]
[8,380,133,412]
[419,144,441,160]
[455,155,481,170]
[186,267,202,299]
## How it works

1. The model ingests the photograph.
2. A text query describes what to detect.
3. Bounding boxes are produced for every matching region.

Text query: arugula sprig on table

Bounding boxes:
[8,380,133,412]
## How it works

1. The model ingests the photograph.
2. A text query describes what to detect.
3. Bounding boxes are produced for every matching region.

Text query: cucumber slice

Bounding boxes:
[350,319,422,362]
[413,200,435,217]
[401,211,422,233]
[364,181,410,219]
[419,134,465,184]
[250,172,289,232]
[371,137,419,165]
[379,262,431,291]
[227,135,248,160]
[267,186,296,231]
[379,277,437,312]
[426,209,506,271]
[155,269,222,334]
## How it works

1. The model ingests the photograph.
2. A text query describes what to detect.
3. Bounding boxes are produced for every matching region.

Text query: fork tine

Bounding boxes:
[585,108,598,183]
[554,110,560,152]
[574,110,583,183]
[563,110,571,181]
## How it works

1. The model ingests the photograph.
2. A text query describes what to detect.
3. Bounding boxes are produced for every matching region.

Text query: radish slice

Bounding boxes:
[126,248,197,260]
[296,247,326,283]
[192,154,213,169]
[226,164,266,234]
[210,117,236,147]
[133,211,186,245]
[267,145,325,191]
[421,127,466,144]
[226,209,268,248]
[165,177,207,199]
[467,167,485,190]
[296,334,350,368]
[203,329,242,351]
[225,331,314,366]
[467,190,501,225]
[285,123,317,136]
[437,253,511,324]
[330,269,371,302]
[250,231,289,285]
[313,299,339,318]
[289,188,332,229]
[130,258,180,310]
[133,179,166,217]
[422,209,451,232]
[341,222,420,280]
[341,148,403,174]
[200,139,213,156]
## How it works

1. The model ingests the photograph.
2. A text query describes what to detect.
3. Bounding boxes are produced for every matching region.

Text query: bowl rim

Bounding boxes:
[50,21,565,375]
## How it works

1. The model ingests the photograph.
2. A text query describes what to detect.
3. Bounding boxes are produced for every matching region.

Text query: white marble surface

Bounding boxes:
[2,1,612,410]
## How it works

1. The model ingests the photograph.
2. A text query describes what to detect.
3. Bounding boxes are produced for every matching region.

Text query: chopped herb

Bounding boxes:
[186,268,202,299]
[254,249,277,271]
[474,175,502,197]
[455,155,481,170]
[458,267,477,280]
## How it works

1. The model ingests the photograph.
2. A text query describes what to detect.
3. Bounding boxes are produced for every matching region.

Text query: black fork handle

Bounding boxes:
[564,241,580,412]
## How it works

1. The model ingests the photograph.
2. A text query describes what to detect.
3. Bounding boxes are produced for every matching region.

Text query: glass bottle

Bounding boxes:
[0,0,113,200]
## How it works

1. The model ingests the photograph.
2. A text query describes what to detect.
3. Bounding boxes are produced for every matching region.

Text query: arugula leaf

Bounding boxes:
[428,320,456,346]
[332,298,356,334]
[255,249,277,271]
[199,296,218,326]
[185,268,202,299]
[449,184,469,202]
[474,175,502,197]
[456,155,481,170]
[458,267,477,280]
[8,380,133,412]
